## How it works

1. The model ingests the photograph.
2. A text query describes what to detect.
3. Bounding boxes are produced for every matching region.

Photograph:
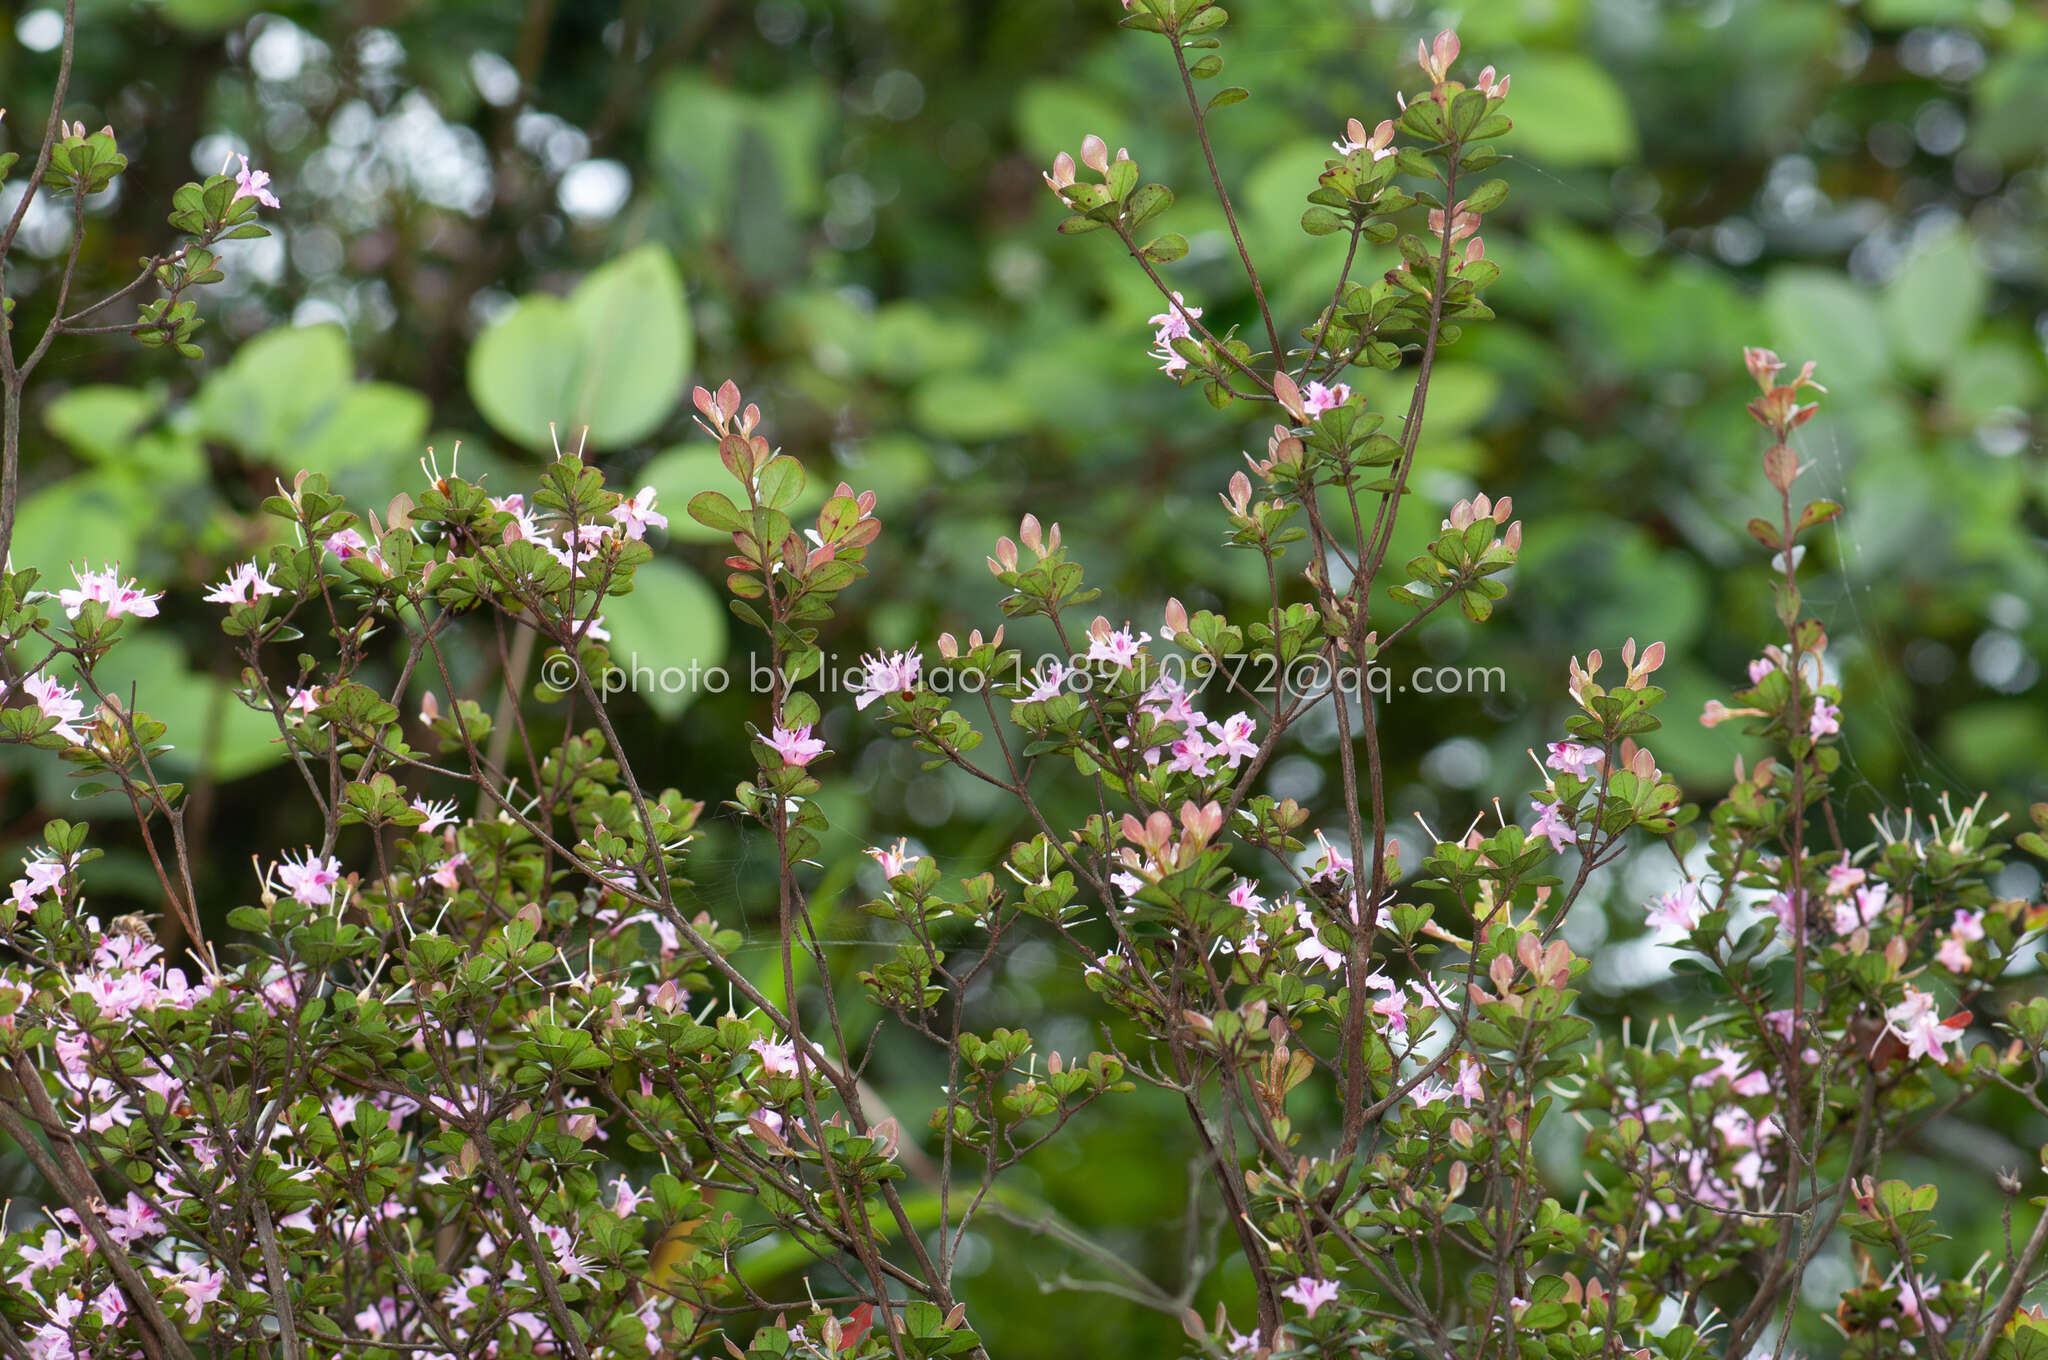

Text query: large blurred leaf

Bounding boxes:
[468,245,692,454]
[45,386,203,481]
[650,76,831,240]
[1883,229,1987,376]
[1764,270,1889,392]
[15,472,153,578]
[1014,79,1135,165]
[592,559,729,720]
[1498,54,1637,167]
[194,324,428,471]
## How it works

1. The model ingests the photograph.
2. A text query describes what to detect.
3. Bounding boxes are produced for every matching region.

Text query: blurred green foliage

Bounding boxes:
[1,0,2045,1351]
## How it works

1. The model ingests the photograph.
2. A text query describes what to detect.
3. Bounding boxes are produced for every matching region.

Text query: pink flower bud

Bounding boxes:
[1223,471,1253,516]
[1272,371,1308,423]
[1162,597,1189,639]
[1081,134,1110,176]
[1019,513,1043,555]
[1043,151,1076,194]
[987,537,1018,576]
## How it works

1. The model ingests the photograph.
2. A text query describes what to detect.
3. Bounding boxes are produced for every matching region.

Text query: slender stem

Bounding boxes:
[1165,25,1280,364]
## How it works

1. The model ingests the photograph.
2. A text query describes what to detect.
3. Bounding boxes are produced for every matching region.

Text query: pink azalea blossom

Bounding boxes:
[609,486,668,540]
[59,564,162,620]
[853,648,921,710]
[1824,857,1866,896]
[6,1229,68,1288]
[1645,881,1704,933]
[1301,380,1351,417]
[324,529,370,558]
[1166,731,1220,776]
[412,797,459,833]
[285,685,321,716]
[1282,1276,1341,1318]
[1936,935,1971,973]
[1808,698,1840,738]
[868,838,919,878]
[1528,799,1577,850]
[274,849,343,906]
[1545,741,1602,778]
[1885,986,1963,1064]
[1208,712,1258,767]
[430,853,467,893]
[1831,881,1888,935]
[751,1037,799,1076]
[766,724,826,767]
[1086,624,1149,669]
[1147,292,1203,374]
[228,152,280,209]
[22,674,87,745]
[1020,661,1072,704]
[1292,904,1346,971]
[203,560,283,606]
[1949,908,1984,943]
[10,849,68,915]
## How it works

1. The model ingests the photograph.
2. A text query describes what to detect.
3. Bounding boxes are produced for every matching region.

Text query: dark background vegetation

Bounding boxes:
[2,0,2045,1351]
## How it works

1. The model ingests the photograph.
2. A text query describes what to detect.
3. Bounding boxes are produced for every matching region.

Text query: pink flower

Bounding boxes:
[867,838,919,878]
[1949,908,1984,943]
[412,797,459,833]
[1808,698,1840,738]
[1019,661,1071,704]
[9,849,68,915]
[22,674,87,744]
[1334,117,1396,160]
[1747,656,1776,684]
[324,529,370,558]
[8,1229,70,1288]
[1885,987,1963,1064]
[1936,936,1971,973]
[430,853,467,893]
[285,685,321,716]
[1528,799,1577,850]
[766,724,826,767]
[1166,732,1219,777]
[751,1037,798,1076]
[59,564,162,620]
[1282,1276,1341,1318]
[1292,904,1345,971]
[274,849,343,906]
[1824,857,1866,896]
[609,1176,647,1217]
[853,648,921,710]
[1208,712,1259,767]
[1086,623,1148,669]
[1148,292,1203,374]
[1301,381,1351,417]
[610,486,668,540]
[203,560,283,606]
[228,153,280,209]
[1831,881,1888,935]
[1545,741,1602,778]
[1645,881,1704,933]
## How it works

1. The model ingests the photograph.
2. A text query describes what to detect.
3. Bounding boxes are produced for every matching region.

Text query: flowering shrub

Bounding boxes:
[2,4,2047,1360]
